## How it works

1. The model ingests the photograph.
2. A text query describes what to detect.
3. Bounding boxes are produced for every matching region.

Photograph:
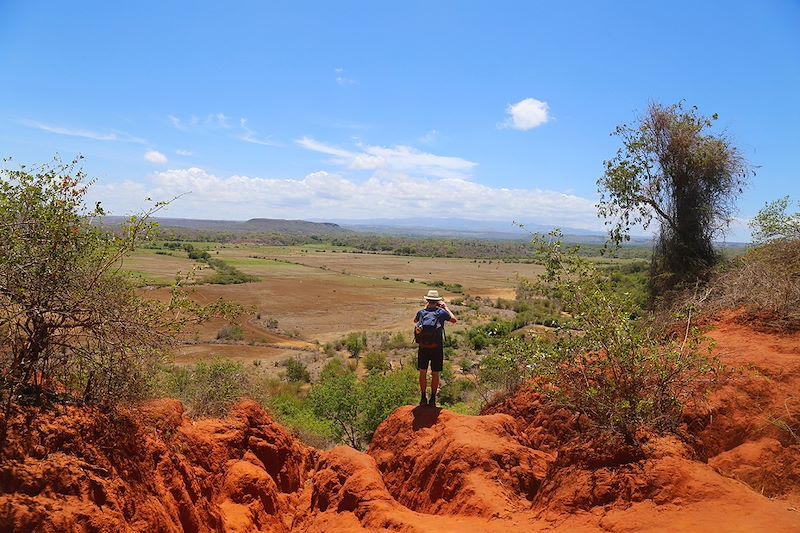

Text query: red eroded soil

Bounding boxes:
[2,316,799,532]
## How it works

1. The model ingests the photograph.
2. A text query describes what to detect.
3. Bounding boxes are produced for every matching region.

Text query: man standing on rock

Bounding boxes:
[414,289,457,407]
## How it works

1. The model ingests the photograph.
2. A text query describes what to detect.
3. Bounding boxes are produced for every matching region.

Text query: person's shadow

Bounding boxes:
[411,405,441,431]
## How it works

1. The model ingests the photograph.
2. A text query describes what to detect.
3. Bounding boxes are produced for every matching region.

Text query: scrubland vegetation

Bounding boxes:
[3,103,796,452]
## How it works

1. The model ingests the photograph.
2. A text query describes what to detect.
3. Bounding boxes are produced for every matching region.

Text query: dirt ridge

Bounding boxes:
[1,317,798,532]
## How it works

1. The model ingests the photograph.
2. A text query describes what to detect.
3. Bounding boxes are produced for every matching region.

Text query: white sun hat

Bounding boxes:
[424,289,443,301]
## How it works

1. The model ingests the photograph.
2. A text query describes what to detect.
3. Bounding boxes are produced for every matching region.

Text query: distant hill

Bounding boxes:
[100,216,350,235]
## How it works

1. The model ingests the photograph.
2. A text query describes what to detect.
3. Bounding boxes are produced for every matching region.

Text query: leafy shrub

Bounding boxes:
[383,331,410,350]
[438,377,476,406]
[342,331,367,358]
[680,198,800,331]
[163,358,248,418]
[309,359,361,447]
[363,351,390,375]
[269,392,334,448]
[283,358,311,383]
[0,158,236,411]
[309,358,417,449]
[188,249,210,260]
[526,231,716,440]
[477,337,545,403]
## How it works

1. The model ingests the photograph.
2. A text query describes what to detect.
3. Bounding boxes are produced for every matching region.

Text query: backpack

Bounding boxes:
[414,309,444,348]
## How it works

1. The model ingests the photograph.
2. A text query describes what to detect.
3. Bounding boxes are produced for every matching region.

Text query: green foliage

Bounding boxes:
[309,358,416,449]
[598,102,752,295]
[363,351,390,375]
[750,196,800,244]
[342,331,368,359]
[164,358,247,418]
[602,261,650,311]
[382,331,410,350]
[477,337,545,401]
[427,280,464,293]
[309,359,361,447]
[358,365,417,442]
[438,377,476,406]
[203,257,259,284]
[269,392,334,448]
[466,329,490,350]
[527,231,717,440]
[283,358,311,383]
[0,157,238,409]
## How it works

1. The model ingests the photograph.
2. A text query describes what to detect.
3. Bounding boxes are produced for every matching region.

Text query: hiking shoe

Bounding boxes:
[419,393,428,406]
[428,393,437,407]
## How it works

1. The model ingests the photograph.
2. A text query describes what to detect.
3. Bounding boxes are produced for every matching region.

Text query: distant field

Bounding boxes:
[127,242,549,370]
[123,249,213,284]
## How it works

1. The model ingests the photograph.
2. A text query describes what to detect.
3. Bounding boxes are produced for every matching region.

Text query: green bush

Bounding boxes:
[527,231,716,441]
[203,258,259,284]
[363,351,390,375]
[269,392,334,448]
[343,331,367,358]
[308,358,417,449]
[383,331,410,350]
[283,358,311,383]
[0,157,237,409]
[477,337,545,402]
[163,358,247,418]
[439,378,476,406]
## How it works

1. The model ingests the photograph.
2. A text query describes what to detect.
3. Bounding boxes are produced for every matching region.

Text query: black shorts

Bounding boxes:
[417,346,444,372]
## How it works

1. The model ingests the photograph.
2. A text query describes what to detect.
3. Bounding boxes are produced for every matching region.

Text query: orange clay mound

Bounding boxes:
[2,316,799,532]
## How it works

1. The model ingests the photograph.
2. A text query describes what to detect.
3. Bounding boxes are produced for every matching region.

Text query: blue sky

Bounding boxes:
[1,1,798,240]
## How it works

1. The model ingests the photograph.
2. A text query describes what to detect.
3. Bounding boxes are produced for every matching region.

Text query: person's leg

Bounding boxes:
[428,347,443,406]
[430,371,440,397]
[418,348,429,405]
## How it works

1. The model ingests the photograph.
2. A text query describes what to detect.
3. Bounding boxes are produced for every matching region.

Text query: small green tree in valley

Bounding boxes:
[283,358,311,383]
[598,102,752,296]
[309,359,361,448]
[343,331,367,359]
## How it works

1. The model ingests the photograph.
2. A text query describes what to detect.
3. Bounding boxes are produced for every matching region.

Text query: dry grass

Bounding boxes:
[683,240,800,332]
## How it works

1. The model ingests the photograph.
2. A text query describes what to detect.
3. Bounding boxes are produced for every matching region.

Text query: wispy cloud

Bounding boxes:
[176,149,193,156]
[237,118,280,147]
[144,150,168,164]
[335,67,357,86]
[21,119,147,143]
[168,113,230,131]
[296,137,476,179]
[500,98,550,130]
[418,129,440,145]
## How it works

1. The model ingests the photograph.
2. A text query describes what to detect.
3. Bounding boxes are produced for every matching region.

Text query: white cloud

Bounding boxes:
[21,119,147,143]
[296,137,477,179]
[237,118,280,147]
[144,150,168,164]
[88,166,601,230]
[335,67,356,86]
[176,149,193,156]
[501,98,550,130]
